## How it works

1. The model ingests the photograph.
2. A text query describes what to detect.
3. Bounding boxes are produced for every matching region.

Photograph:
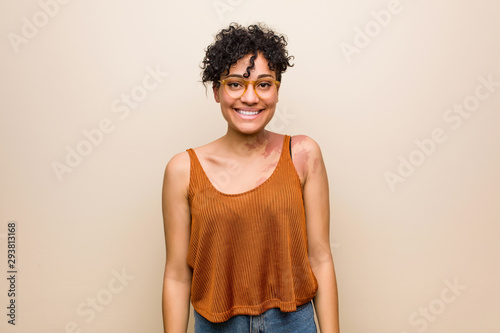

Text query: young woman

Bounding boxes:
[162,23,339,333]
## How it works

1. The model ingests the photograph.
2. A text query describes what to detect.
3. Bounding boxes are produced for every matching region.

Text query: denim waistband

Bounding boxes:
[194,301,317,333]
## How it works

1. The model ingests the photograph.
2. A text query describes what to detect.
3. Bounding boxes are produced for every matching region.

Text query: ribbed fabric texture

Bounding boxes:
[186,135,318,323]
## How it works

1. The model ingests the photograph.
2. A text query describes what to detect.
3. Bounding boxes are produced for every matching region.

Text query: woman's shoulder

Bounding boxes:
[187,136,224,156]
[290,134,323,155]
[288,134,325,184]
[164,151,190,181]
[166,136,220,167]
[165,136,222,175]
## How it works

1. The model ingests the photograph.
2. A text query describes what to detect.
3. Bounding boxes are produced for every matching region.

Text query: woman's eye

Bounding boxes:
[228,82,243,88]
[257,82,272,89]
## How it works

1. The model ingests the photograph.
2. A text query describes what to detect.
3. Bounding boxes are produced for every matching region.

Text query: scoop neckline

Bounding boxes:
[190,135,288,197]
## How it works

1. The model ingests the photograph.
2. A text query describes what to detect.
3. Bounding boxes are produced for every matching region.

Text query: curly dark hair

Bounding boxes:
[201,23,294,88]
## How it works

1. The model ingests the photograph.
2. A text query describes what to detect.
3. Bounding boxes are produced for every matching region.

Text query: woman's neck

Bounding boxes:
[221,128,272,158]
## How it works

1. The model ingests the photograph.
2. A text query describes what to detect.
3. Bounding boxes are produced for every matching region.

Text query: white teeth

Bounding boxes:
[236,109,260,115]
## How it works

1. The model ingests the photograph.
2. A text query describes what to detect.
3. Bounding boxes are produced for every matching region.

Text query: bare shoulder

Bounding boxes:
[290,135,326,184]
[163,151,190,193]
[291,135,323,155]
[165,151,190,174]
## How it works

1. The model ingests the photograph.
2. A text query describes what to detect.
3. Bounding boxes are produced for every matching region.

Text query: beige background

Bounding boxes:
[1,0,499,332]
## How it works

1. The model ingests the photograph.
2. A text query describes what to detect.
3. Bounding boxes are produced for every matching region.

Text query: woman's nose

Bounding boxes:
[240,83,260,104]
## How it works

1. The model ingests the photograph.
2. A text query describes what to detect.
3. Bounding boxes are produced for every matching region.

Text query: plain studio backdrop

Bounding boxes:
[1,0,499,332]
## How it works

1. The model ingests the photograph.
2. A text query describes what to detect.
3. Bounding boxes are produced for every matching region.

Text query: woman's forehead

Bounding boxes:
[228,53,275,77]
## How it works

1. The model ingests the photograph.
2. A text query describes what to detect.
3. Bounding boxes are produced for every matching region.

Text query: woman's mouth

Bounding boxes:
[234,108,262,119]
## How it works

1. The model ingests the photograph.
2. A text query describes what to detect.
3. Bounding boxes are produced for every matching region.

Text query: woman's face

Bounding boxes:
[214,53,279,136]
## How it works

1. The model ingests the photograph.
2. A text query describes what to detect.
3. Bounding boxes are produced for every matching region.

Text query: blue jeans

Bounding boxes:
[193,301,317,333]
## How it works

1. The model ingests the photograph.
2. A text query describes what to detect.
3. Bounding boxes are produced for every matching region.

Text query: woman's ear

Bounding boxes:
[213,84,221,103]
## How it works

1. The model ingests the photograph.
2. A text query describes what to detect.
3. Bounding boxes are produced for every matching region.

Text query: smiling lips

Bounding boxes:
[234,108,262,119]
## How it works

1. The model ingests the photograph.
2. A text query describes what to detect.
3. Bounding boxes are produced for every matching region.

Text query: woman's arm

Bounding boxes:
[298,136,340,333]
[162,152,192,333]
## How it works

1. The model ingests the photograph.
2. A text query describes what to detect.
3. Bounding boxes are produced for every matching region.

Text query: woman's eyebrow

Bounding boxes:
[224,74,244,78]
[223,73,275,79]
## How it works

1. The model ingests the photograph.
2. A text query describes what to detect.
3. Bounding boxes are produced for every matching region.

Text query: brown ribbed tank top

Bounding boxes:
[186,135,318,323]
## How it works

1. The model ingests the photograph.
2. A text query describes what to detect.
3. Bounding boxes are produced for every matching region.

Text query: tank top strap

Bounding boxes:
[186,148,200,168]
[186,148,199,175]
[185,148,208,192]
[283,134,291,159]
[280,134,294,167]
